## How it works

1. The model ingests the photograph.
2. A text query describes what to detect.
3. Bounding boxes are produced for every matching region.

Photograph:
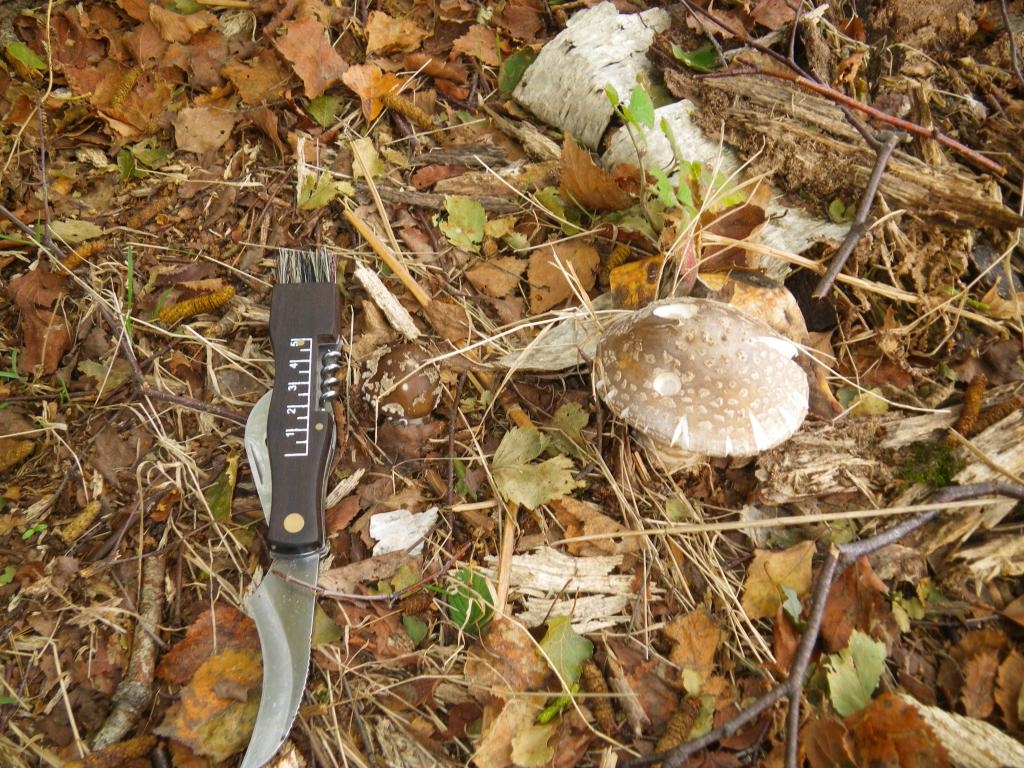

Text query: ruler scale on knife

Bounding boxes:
[242,248,341,768]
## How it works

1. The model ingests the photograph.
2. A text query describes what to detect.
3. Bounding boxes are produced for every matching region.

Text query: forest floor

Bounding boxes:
[2,1,1024,767]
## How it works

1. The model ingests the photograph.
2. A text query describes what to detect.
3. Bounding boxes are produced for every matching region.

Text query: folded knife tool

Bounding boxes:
[241,248,341,768]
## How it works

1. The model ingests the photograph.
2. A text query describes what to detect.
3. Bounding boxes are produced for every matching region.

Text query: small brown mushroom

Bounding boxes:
[362,343,442,422]
[593,298,808,457]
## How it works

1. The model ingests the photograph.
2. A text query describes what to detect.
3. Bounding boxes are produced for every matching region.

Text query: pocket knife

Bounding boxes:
[240,248,341,768]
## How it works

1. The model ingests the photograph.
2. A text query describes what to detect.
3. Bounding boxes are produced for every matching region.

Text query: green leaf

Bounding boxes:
[544,402,590,461]
[50,219,104,244]
[492,427,583,509]
[5,42,46,72]
[0,565,15,585]
[781,585,804,628]
[539,615,593,687]
[402,614,429,647]
[498,48,537,98]
[536,692,572,724]
[626,86,655,129]
[204,454,238,523]
[648,167,680,209]
[828,198,855,223]
[438,195,486,252]
[117,148,142,180]
[826,630,886,717]
[307,94,343,128]
[297,173,346,211]
[604,83,621,110]
[444,568,493,636]
[670,43,718,73]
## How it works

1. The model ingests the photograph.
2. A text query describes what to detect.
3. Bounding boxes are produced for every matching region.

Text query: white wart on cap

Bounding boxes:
[593,298,808,457]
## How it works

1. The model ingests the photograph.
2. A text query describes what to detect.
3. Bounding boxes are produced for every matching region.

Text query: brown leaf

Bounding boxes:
[466,257,527,299]
[700,203,766,271]
[527,241,599,313]
[550,496,638,556]
[275,17,348,98]
[962,649,1000,719]
[995,651,1024,730]
[559,136,633,212]
[663,609,722,680]
[751,0,799,30]
[497,0,546,42]
[148,5,216,43]
[846,693,950,768]
[6,268,71,376]
[222,49,294,105]
[157,604,259,685]
[800,716,855,768]
[772,603,802,676]
[342,63,402,122]
[473,697,543,768]
[452,24,508,66]
[604,637,679,732]
[740,540,815,621]
[820,556,895,652]
[365,11,429,55]
[464,616,551,696]
[173,105,236,154]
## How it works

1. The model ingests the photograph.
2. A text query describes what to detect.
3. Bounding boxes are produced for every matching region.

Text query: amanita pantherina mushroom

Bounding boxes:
[593,298,808,457]
[362,343,442,422]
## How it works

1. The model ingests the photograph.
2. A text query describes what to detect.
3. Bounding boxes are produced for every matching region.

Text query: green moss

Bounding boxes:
[896,441,965,488]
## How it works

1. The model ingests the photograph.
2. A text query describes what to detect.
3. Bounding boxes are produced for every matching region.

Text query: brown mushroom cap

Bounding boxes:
[363,343,442,421]
[593,298,808,457]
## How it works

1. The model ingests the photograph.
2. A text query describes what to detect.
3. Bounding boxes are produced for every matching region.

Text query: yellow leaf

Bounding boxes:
[741,540,815,620]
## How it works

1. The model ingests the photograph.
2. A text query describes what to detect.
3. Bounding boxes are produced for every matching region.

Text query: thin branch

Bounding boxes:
[812,131,903,298]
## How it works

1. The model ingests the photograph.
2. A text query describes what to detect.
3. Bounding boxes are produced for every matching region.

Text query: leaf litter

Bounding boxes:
[1,0,1024,767]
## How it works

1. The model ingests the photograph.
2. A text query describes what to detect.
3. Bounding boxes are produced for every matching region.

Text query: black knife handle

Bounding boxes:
[265,281,341,556]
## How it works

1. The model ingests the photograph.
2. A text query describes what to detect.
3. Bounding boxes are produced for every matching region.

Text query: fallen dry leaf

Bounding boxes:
[846,692,950,767]
[149,4,216,43]
[609,255,662,311]
[604,637,680,732]
[740,540,815,621]
[995,650,1024,730]
[464,616,551,696]
[473,697,542,768]
[551,496,639,556]
[365,11,429,55]
[156,604,259,685]
[6,267,71,376]
[222,49,294,105]
[465,257,527,299]
[820,556,897,653]
[274,17,348,98]
[452,24,508,66]
[559,136,633,212]
[527,241,599,313]
[173,105,236,154]
[342,62,403,122]
[961,649,999,720]
[801,716,855,768]
[663,609,722,681]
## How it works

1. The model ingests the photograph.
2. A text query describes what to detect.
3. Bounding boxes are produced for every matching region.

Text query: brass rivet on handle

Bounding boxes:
[283,513,305,533]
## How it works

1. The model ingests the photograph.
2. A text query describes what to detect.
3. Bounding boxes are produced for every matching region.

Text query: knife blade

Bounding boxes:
[241,248,341,768]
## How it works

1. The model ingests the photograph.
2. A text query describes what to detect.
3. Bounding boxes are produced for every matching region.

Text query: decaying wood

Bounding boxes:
[682,72,1023,231]
[757,391,1024,565]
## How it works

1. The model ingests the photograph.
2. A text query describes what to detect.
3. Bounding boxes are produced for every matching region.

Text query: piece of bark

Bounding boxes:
[680,71,1022,232]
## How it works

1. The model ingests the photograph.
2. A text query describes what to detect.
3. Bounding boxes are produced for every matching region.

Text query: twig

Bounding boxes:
[623,481,1024,768]
[1000,0,1024,88]
[812,131,902,298]
[92,551,166,749]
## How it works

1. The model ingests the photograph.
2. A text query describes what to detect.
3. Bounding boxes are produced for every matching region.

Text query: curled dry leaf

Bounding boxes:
[527,240,599,313]
[559,136,633,212]
[740,540,815,621]
[342,63,403,122]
